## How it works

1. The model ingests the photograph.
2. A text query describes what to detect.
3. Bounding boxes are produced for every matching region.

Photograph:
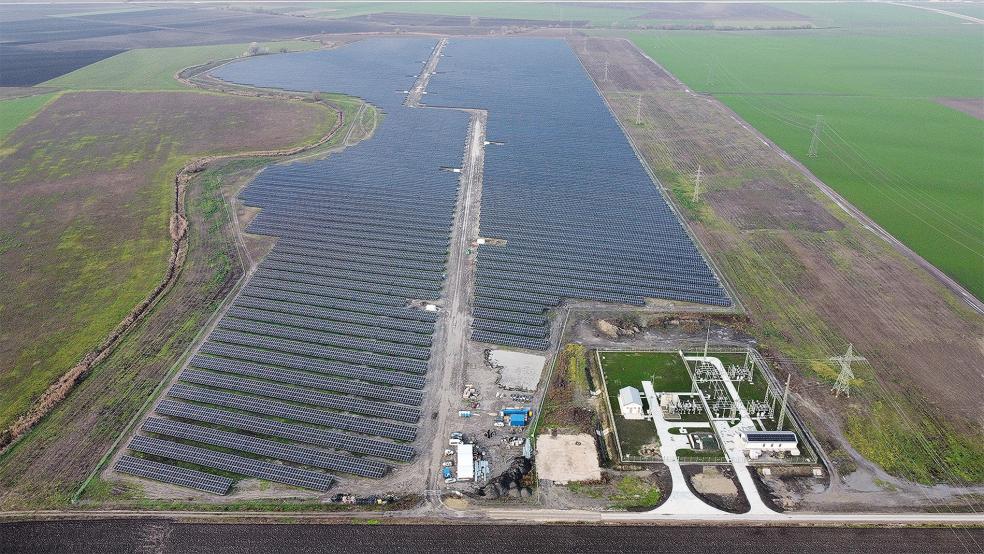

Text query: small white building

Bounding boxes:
[740,431,800,459]
[618,386,645,420]
[456,443,475,480]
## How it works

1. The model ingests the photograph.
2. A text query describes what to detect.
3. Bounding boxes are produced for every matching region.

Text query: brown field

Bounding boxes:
[936,97,984,121]
[578,37,984,486]
[0,90,334,434]
[632,3,812,24]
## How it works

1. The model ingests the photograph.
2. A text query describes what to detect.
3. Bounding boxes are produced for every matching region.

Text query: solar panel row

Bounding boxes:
[167,383,417,441]
[142,417,388,478]
[156,400,415,461]
[199,342,426,389]
[231,296,435,334]
[188,354,421,405]
[178,369,420,422]
[187,354,422,405]
[224,307,433,347]
[129,436,334,491]
[115,455,232,495]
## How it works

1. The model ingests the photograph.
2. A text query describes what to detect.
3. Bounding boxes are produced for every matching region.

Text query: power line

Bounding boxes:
[808,115,825,158]
[692,164,702,203]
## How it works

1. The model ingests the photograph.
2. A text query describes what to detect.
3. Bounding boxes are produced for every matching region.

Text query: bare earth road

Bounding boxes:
[1,519,981,554]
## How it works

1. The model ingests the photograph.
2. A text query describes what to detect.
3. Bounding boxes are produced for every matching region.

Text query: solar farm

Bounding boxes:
[111,37,735,497]
[426,39,731,350]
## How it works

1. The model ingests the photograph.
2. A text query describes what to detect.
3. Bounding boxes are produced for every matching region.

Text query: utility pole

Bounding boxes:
[777,375,791,430]
[692,164,703,203]
[808,115,825,158]
[830,344,865,397]
[635,95,642,125]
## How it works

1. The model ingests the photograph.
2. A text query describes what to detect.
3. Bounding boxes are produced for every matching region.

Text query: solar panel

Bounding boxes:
[224,307,432,347]
[207,330,429,374]
[178,369,420,422]
[127,435,334,491]
[199,342,426,389]
[156,400,415,461]
[114,455,232,495]
[471,318,547,339]
[744,431,798,443]
[470,329,549,351]
[231,297,434,335]
[239,287,437,323]
[216,318,432,360]
[167,384,417,441]
[188,354,423,406]
[142,417,388,478]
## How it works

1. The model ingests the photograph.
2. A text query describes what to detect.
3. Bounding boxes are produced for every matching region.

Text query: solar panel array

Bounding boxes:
[425,39,731,350]
[115,455,232,495]
[120,38,468,494]
[117,37,732,494]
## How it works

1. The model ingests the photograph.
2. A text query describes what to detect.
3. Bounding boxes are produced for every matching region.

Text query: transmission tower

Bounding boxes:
[635,95,643,125]
[830,344,865,397]
[603,59,610,82]
[776,375,791,430]
[808,115,825,157]
[692,164,703,203]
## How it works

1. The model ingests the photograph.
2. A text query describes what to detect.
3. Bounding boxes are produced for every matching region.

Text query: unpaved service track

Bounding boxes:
[1,519,981,553]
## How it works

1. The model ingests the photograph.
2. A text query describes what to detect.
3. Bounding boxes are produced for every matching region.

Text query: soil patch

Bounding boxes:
[633,3,811,23]
[682,464,750,514]
[536,433,602,484]
[708,179,843,231]
[936,97,984,121]
[487,349,546,391]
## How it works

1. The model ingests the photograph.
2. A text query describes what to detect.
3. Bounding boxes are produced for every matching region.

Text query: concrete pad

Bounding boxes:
[536,433,601,485]
[488,349,546,391]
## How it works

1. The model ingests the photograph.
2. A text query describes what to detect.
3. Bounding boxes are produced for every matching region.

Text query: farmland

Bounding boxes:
[580,36,984,486]
[44,41,320,91]
[270,2,649,26]
[0,93,56,140]
[629,7,984,298]
[0,90,336,436]
[267,1,816,29]
[0,158,261,508]
[1,3,983,526]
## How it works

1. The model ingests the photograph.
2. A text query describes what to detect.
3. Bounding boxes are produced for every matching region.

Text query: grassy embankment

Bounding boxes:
[630,5,984,298]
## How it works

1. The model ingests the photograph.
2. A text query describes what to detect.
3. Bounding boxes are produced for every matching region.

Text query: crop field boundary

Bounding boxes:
[623,37,983,316]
